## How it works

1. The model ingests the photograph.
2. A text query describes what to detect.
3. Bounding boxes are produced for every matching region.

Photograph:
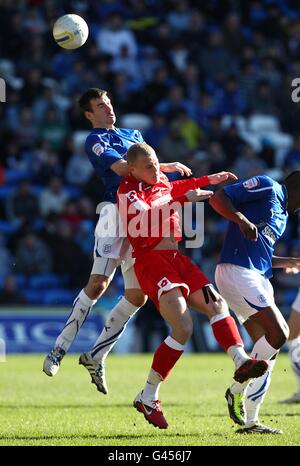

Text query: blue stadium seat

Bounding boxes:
[43,289,76,305]
[5,169,30,185]
[64,186,82,199]
[0,186,14,199]
[14,273,27,289]
[29,273,63,290]
[0,221,19,235]
[23,289,45,305]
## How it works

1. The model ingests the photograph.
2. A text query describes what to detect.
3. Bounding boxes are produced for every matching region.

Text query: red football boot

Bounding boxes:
[234,358,268,383]
[133,391,168,429]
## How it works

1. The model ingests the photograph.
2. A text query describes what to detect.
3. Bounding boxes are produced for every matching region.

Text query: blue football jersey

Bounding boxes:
[85,127,144,202]
[219,175,288,278]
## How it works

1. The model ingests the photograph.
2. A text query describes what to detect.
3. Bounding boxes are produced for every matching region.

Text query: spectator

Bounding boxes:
[40,176,68,216]
[6,180,40,226]
[96,13,138,58]
[15,232,52,275]
[0,275,27,305]
[0,234,13,277]
[233,143,267,180]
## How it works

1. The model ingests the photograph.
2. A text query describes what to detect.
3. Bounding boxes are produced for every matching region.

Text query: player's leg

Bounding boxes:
[229,305,287,434]
[90,262,146,366]
[43,256,116,377]
[235,317,282,434]
[187,287,267,383]
[134,287,192,429]
[215,263,284,431]
[280,289,300,403]
[79,264,146,394]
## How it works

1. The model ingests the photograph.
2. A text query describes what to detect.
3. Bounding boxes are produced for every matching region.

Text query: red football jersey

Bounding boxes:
[117,173,209,257]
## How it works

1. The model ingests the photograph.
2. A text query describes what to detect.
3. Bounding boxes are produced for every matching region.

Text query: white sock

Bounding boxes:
[55,290,97,352]
[244,357,277,427]
[250,335,278,360]
[91,297,140,363]
[227,345,249,369]
[288,337,300,393]
[142,336,184,402]
[142,369,163,403]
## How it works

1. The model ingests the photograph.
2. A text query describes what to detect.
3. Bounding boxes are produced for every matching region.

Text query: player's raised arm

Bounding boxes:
[209,189,258,241]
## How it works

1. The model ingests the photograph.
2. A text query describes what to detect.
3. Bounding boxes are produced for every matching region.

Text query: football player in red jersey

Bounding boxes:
[117,142,268,429]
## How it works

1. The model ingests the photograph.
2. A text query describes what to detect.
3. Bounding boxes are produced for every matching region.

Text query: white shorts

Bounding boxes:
[215,263,275,324]
[292,289,300,313]
[92,202,140,290]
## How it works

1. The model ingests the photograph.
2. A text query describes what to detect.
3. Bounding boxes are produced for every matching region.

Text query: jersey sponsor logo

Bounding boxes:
[243,177,260,189]
[157,277,171,288]
[92,142,104,156]
[261,225,276,244]
[126,190,138,203]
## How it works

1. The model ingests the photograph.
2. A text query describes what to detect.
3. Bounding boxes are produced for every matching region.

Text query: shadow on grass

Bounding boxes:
[0,432,201,441]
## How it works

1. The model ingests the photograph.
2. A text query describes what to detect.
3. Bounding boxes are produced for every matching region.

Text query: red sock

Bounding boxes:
[211,316,243,351]
[152,342,183,381]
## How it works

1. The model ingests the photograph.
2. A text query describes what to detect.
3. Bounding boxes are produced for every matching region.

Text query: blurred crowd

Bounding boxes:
[0,0,300,311]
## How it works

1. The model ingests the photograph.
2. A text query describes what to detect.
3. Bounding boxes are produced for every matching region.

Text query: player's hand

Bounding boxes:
[207,171,238,185]
[160,162,192,177]
[285,267,300,274]
[238,219,258,241]
[186,188,214,202]
[285,259,300,274]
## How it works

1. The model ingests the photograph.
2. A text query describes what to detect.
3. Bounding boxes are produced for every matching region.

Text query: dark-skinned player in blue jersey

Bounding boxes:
[210,171,300,434]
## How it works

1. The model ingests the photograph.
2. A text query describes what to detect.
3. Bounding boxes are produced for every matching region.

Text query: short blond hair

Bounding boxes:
[126,143,156,166]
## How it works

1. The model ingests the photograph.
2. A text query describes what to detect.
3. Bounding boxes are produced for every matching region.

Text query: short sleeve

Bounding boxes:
[224,176,274,205]
[86,134,123,172]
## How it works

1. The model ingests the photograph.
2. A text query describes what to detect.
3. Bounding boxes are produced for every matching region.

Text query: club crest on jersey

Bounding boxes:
[92,143,104,156]
[243,177,260,189]
[102,244,112,254]
[257,294,267,304]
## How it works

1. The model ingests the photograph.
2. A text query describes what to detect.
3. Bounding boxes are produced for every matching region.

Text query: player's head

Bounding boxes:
[283,170,300,213]
[127,143,160,184]
[78,88,116,128]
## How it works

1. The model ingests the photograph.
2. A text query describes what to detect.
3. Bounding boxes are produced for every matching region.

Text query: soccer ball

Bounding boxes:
[53,14,89,50]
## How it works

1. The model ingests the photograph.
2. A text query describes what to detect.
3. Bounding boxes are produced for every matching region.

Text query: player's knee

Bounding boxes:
[209,294,228,316]
[85,275,109,300]
[125,289,147,308]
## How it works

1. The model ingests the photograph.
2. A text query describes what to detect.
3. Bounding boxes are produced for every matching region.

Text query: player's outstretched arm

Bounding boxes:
[209,190,258,241]
[272,256,300,270]
[207,171,238,185]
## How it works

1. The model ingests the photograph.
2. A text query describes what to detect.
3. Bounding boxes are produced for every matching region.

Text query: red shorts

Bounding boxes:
[134,250,210,310]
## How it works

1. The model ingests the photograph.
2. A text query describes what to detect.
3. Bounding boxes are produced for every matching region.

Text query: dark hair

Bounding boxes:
[284,170,300,191]
[78,88,107,112]
[126,143,155,165]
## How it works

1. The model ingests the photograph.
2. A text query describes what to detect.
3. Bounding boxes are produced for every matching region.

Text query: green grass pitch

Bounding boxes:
[0,353,299,446]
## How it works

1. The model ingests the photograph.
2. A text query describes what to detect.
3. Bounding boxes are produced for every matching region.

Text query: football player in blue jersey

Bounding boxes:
[210,171,300,434]
[280,286,300,404]
[43,88,192,392]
